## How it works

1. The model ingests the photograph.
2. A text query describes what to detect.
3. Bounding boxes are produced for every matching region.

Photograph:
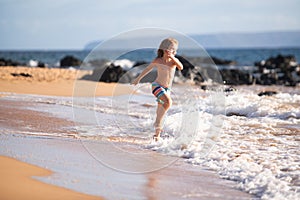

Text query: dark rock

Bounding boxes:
[211,56,236,65]
[258,91,277,96]
[257,73,276,85]
[100,64,125,82]
[175,55,204,83]
[200,85,208,90]
[226,112,247,117]
[224,86,237,93]
[175,55,239,84]
[11,73,32,78]
[220,69,254,85]
[37,61,46,68]
[0,57,22,66]
[254,54,299,86]
[176,55,195,72]
[82,63,126,83]
[60,55,82,67]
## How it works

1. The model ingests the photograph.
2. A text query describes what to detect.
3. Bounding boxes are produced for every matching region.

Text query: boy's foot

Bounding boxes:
[152,135,160,141]
[152,127,162,141]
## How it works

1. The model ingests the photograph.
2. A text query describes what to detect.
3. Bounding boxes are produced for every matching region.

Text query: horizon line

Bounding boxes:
[1,46,300,51]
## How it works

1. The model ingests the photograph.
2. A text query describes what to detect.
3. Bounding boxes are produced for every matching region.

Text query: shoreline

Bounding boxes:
[0,135,256,199]
[0,156,103,200]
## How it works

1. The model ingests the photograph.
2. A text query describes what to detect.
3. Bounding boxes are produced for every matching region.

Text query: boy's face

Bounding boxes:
[166,44,178,55]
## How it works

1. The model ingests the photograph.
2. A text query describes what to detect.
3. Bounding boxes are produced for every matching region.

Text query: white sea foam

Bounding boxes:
[130,85,300,199]
[148,86,299,200]
[111,59,135,70]
[28,59,39,67]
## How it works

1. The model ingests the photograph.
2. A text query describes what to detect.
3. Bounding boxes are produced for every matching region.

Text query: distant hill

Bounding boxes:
[190,31,300,48]
[84,31,300,50]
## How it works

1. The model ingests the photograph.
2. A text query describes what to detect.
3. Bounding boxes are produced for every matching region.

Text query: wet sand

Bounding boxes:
[0,98,255,199]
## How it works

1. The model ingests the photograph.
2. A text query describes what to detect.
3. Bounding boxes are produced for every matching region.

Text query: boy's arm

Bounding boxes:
[170,55,183,70]
[131,62,155,85]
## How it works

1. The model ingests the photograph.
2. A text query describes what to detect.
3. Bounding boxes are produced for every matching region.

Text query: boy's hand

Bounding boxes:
[167,51,183,70]
[166,50,176,58]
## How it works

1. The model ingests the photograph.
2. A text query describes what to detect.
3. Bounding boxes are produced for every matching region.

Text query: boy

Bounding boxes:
[131,38,183,140]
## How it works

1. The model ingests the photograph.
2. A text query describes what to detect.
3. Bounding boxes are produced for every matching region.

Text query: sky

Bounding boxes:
[0,0,300,50]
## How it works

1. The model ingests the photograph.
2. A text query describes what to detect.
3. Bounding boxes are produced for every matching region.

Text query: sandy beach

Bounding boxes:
[0,66,256,199]
[0,66,134,97]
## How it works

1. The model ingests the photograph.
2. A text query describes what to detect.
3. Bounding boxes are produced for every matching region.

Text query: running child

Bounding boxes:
[131,38,183,140]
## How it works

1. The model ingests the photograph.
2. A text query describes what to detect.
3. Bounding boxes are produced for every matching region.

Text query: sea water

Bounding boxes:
[1,48,300,67]
[1,83,299,199]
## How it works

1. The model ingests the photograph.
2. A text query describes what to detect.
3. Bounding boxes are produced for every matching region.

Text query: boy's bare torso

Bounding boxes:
[153,58,176,88]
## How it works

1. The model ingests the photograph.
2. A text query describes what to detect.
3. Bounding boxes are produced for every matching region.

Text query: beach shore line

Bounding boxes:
[0,94,255,199]
[0,156,103,200]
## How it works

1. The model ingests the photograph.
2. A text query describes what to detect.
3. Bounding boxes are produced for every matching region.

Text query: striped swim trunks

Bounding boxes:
[152,82,170,104]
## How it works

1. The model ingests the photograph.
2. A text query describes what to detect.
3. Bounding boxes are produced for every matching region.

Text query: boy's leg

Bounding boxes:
[153,94,172,139]
[154,104,164,137]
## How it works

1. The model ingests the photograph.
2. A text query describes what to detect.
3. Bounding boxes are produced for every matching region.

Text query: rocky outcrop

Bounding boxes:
[81,62,126,83]
[0,58,23,66]
[220,69,254,85]
[211,56,237,65]
[176,55,252,85]
[176,54,300,86]
[175,55,204,83]
[254,54,300,86]
[60,55,82,67]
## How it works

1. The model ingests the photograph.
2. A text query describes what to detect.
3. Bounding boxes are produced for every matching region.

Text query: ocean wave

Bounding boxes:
[138,87,300,199]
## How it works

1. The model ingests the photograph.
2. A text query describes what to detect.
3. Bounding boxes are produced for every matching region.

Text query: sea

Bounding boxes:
[1,48,300,68]
[1,48,300,199]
